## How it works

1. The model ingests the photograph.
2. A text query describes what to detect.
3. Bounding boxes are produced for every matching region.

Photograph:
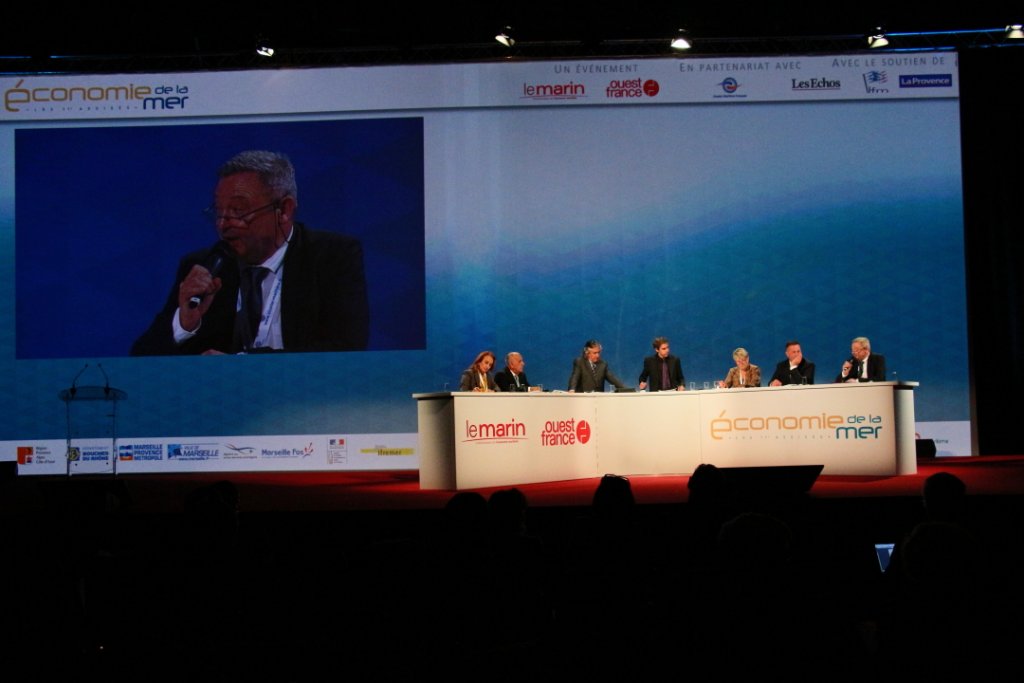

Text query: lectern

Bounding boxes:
[58,384,128,476]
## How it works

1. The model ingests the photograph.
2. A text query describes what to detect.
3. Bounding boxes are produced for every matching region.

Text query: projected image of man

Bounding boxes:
[131,150,369,355]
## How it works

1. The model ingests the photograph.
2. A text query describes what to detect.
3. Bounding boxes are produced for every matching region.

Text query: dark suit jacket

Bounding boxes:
[494,369,530,392]
[835,354,887,383]
[460,370,497,391]
[568,357,626,392]
[131,223,369,355]
[770,358,816,385]
[638,354,685,391]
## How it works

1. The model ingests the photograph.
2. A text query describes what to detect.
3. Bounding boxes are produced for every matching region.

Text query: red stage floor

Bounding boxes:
[13,455,1024,514]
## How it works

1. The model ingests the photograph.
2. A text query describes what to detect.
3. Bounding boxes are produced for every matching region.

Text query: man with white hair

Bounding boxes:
[836,336,887,382]
[495,352,531,392]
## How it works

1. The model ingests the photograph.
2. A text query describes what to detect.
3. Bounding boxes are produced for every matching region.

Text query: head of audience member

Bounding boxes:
[469,350,496,374]
[732,347,751,370]
[923,471,967,523]
[784,340,803,366]
[718,512,793,571]
[593,473,635,513]
[582,340,603,363]
[900,520,978,587]
[184,480,241,549]
[851,336,871,361]
[443,491,489,545]
[489,488,528,537]
[211,150,298,265]
[505,351,525,375]
[688,463,726,506]
[652,337,671,359]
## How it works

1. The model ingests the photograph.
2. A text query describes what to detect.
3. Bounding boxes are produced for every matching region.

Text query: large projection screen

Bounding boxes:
[0,52,969,474]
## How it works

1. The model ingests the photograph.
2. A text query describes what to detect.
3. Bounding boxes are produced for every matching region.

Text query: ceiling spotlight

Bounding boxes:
[670,29,692,50]
[495,27,515,48]
[867,28,889,49]
[256,35,274,57]
[1007,24,1024,40]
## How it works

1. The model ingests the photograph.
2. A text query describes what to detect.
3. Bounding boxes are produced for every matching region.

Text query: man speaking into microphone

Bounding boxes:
[835,336,886,383]
[131,150,369,355]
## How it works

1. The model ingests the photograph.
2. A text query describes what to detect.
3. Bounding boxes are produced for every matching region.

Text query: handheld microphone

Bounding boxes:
[188,240,234,309]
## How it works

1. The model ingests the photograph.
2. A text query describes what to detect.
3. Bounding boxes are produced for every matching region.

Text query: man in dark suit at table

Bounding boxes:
[568,340,628,392]
[835,336,887,382]
[769,340,816,386]
[495,351,531,392]
[638,336,686,391]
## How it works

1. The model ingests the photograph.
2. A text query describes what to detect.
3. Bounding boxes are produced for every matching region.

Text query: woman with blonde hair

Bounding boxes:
[720,347,761,388]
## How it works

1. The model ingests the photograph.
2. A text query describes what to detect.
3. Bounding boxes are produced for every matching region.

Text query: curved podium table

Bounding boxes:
[414,382,917,490]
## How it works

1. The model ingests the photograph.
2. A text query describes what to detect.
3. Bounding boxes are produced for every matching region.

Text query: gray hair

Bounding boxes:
[852,336,871,350]
[505,351,522,364]
[732,347,749,360]
[218,150,297,200]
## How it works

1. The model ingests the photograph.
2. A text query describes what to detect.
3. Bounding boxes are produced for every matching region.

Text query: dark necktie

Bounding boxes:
[235,266,269,351]
[661,360,670,390]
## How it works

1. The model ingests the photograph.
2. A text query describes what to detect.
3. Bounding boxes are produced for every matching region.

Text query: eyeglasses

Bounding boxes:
[203,199,281,226]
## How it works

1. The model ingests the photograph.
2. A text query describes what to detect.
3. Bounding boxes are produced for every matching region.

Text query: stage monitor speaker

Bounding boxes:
[718,464,824,498]
[916,439,937,459]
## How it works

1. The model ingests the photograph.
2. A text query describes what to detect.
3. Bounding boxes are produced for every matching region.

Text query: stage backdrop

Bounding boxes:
[0,52,969,473]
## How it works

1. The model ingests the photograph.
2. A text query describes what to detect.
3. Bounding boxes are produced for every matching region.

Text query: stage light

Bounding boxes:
[1007,24,1024,40]
[256,36,274,57]
[670,29,692,50]
[867,28,889,48]
[495,27,515,48]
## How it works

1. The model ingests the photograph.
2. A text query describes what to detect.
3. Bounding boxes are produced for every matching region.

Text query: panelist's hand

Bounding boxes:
[177,265,222,332]
[770,379,782,387]
[841,360,852,377]
[638,381,647,391]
